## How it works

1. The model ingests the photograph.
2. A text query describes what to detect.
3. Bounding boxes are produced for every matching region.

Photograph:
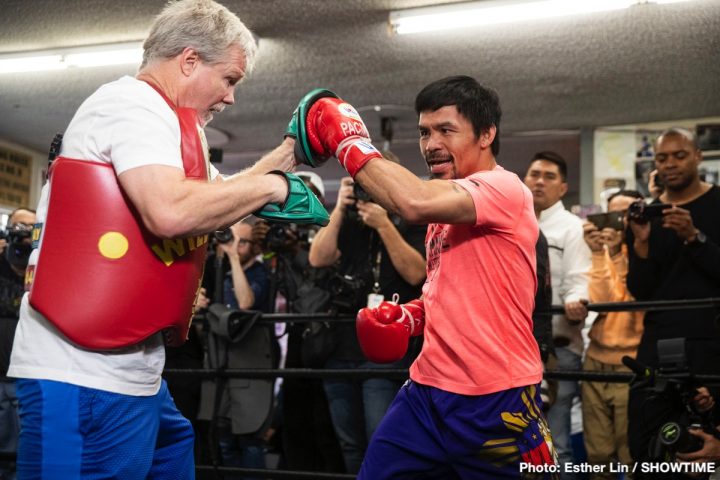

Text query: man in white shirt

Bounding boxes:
[525,151,591,479]
[7,1,324,478]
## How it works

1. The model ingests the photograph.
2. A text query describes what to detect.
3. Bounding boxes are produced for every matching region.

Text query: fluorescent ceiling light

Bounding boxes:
[0,55,66,73]
[389,0,694,35]
[0,42,143,74]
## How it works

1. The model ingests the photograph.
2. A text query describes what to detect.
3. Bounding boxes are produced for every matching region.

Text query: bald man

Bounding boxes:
[626,127,720,476]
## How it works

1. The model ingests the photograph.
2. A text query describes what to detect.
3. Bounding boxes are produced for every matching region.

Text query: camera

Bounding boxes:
[327,273,366,312]
[1,223,33,269]
[352,183,372,203]
[265,223,312,251]
[213,228,233,244]
[0,223,33,244]
[623,338,720,459]
[628,201,671,224]
[266,223,293,250]
[587,211,625,231]
[347,183,373,223]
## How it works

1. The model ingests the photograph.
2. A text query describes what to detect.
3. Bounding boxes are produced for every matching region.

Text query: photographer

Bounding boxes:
[582,190,645,478]
[308,175,426,474]
[253,171,345,473]
[219,221,269,311]
[204,220,275,472]
[0,208,35,479]
[626,127,720,476]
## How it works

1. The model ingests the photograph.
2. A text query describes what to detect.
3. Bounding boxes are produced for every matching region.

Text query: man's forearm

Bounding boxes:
[228,257,254,309]
[309,208,343,267]
[120,166,286,239]
[119,140,295,239]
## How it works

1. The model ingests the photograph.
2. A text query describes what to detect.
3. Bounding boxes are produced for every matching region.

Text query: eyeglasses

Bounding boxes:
[237,239,254,246]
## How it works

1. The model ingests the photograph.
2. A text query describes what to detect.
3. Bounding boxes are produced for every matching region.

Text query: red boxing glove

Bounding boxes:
[356,299,425,364]
[305,97,383,177]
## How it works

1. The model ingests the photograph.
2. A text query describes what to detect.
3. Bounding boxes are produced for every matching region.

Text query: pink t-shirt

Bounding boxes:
[409,166,543,395]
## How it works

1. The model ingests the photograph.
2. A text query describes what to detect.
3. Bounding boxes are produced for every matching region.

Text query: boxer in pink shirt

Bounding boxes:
[299,75,558,479]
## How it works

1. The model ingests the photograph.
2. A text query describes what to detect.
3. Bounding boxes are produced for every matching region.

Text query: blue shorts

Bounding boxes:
[15,379,194,479]
[359,381,558,479]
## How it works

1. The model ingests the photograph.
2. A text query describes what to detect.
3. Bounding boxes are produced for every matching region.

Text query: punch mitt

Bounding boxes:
[254,171,330,226]
[286,88,339,167]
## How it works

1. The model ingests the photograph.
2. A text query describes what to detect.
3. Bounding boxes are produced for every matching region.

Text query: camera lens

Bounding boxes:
[265,224,287,249]
[628,201,648,224]
[214,228,233,244]
[659,421,704,453]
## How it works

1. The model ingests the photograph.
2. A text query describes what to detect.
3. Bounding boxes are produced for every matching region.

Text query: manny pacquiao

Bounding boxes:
[287,76,558,479]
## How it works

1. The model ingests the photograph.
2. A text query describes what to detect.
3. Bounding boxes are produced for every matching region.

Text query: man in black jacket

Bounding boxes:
[308,175,426,474]
[0,208,35,479]
[626,127,720,475]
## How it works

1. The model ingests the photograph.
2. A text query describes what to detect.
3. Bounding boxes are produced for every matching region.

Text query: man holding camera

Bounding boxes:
[308,174,426,474]
[626,127,720,476]
[218,221,269,312]
[582,190,645,478]
[251,173,346,474]
[209,220,273,471]
[0,208,35,479]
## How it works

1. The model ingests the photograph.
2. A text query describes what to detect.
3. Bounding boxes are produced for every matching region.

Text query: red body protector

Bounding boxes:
[29,84,210,349]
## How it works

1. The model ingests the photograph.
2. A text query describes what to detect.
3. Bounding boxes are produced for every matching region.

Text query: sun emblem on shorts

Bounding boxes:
[476,385,559,479]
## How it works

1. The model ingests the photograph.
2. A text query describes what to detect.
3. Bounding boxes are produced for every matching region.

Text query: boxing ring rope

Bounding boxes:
[5,298,719,479]
[249,296,720,325]
[546,297,720,314]
[163,368,720,384]
[171,297,720,478]
[194,465,357,479]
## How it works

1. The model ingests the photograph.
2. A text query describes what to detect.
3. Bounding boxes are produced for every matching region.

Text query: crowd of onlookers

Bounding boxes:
[520,127,720,480]
[0,127,718,479]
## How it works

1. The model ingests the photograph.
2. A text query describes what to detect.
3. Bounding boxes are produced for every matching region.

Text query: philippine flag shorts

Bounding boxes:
[359,381,558,479]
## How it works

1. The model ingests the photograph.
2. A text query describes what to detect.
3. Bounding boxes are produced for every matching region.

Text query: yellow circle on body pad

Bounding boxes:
[98,232,129,259]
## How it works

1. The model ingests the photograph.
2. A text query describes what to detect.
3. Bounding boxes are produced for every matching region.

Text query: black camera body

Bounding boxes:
[347,183,374,223]
[587,211,625,231]
[328,273,366,312]
[628,201,671,224]
[213,228,233,244]
[0,224,33,245]
[1,223,34,269]
[265,223,311,251]
[624,338,720,459]
[352,183,372,203]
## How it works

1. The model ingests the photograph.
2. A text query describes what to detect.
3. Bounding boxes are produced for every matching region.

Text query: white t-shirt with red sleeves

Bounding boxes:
[409,166,543,396]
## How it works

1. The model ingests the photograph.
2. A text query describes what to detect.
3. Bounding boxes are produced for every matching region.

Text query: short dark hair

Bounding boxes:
[415,75,502,155]
[607,189,644,205]
[530,151,568,182]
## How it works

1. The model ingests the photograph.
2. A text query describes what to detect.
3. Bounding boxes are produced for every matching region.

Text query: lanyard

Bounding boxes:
[371,249,382,294]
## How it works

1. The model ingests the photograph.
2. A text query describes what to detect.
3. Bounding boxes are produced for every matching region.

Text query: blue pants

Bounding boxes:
[359,381,558,479]
[16,379,195,480]
[0,381,19,480]
[546,347,582,480]
[322,358,401,474]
